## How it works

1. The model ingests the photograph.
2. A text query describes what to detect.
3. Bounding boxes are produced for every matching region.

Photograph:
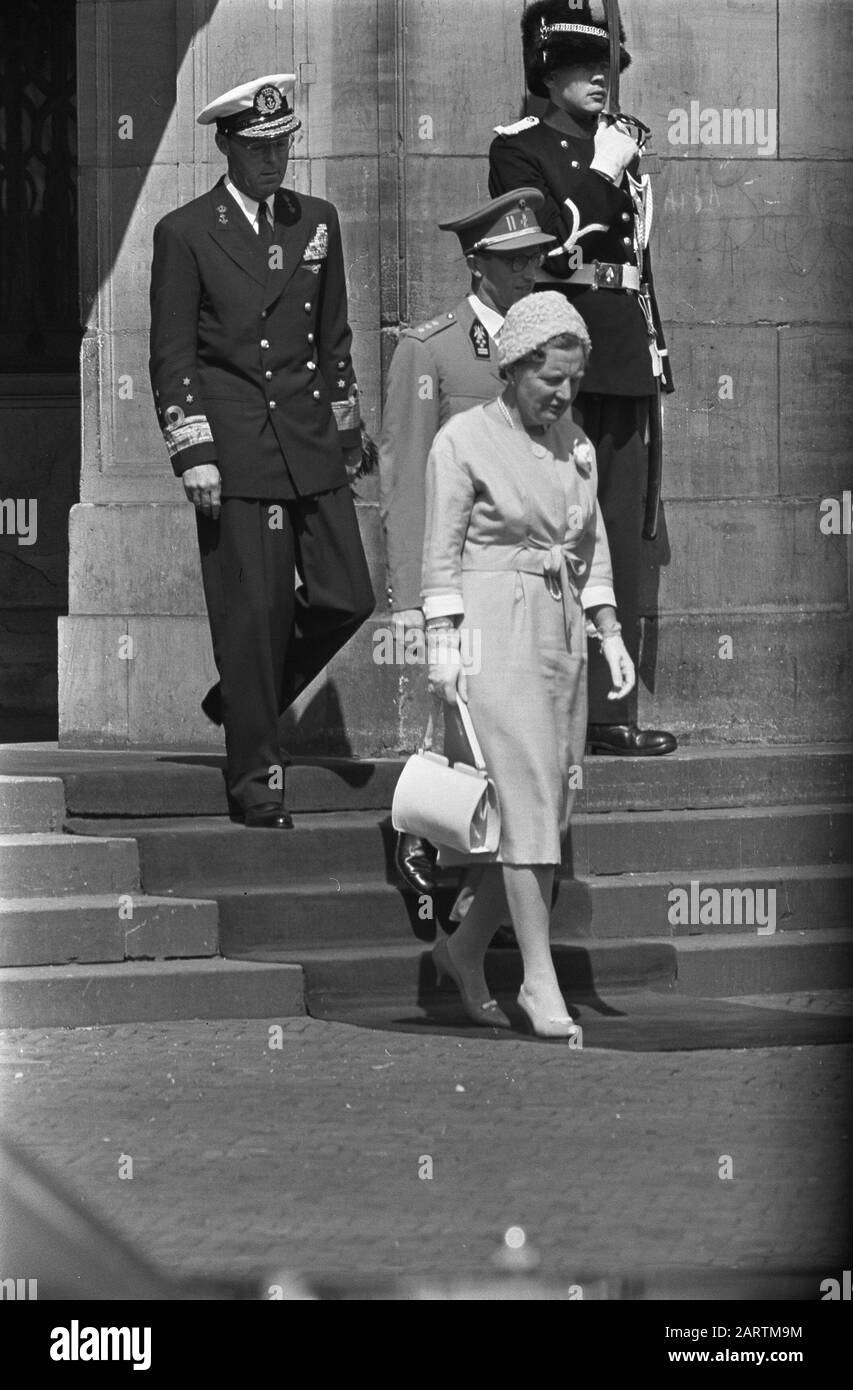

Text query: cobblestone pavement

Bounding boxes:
[1,1017,850,1287]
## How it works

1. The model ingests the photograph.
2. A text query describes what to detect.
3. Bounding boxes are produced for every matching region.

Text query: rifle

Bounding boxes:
[602,0,664,541]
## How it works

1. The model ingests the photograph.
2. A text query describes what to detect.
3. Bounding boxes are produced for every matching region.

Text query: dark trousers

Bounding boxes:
[196,486,375,809]
[574,392,650,726]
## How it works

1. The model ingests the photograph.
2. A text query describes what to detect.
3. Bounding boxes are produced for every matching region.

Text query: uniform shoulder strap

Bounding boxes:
[493,115,540,136]
[402,310,458,342]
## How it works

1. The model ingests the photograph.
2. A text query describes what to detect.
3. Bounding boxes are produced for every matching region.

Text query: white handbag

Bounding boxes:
[391,698,501,855]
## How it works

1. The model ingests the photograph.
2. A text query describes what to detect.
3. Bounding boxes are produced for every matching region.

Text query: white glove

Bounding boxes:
[590,121,639,183]
[426,628,468,706]
[601,632,636,701]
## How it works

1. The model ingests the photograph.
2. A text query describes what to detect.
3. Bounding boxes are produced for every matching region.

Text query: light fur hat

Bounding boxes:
[498,291,592,368]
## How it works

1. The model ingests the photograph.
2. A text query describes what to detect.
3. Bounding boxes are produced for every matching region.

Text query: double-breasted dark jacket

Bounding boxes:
[489,117,673,398]
[149,178,361,498]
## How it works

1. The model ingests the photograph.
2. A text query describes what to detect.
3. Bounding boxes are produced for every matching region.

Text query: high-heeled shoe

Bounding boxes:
[517,982,580,1040]
[432,937,511,1029]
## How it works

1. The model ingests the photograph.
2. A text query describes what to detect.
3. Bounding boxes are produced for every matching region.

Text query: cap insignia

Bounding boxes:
[254,85,283,116]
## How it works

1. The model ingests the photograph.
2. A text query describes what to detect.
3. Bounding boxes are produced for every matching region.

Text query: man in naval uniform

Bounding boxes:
[489,0,678,758]
[149,74,374,828]
[379,190,556,891]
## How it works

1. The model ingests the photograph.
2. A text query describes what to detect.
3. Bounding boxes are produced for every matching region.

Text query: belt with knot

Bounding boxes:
[463,541,587,650]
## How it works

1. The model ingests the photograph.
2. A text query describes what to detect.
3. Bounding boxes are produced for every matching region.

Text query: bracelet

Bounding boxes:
[593,622,622,643]
[425,618,454,631]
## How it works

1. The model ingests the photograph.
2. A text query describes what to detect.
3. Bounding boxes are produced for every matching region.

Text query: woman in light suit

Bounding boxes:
[421,294,635,1038]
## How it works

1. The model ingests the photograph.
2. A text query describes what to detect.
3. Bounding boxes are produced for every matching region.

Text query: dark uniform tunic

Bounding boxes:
[489,113,673,725]
[149,178,374,807]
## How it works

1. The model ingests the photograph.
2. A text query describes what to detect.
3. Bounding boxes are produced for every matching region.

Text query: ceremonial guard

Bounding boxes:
[149,74,374,827]
[379,190,555,890]
[489,0,677,756]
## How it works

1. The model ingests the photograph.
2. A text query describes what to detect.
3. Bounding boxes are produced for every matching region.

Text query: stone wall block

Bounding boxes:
[58,616,130,746]
[779,0,853,159]
[98,1,180,168]
[643,501,849,615]
[637,612,853,744]
[656,161,853,325]
[627,0,778,160]
[662,325,778,499]
[780,326,853,495]
[303,0,380,159]
[108,330,165,470]
[127,617,220,748]
[68,504,205,616]
[403,0,525,156]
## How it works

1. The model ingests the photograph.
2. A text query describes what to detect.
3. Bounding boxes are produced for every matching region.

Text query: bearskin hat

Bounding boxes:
[522,0,631,99]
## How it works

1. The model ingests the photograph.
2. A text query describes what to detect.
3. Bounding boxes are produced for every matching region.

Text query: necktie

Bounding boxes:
[256,200,273,250]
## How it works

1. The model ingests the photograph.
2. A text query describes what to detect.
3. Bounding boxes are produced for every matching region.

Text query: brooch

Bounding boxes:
[572,440,595,478]
[216,204,228,225]
[303,223,328,262]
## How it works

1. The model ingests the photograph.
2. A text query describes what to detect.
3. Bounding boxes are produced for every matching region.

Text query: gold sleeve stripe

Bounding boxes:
[163,415,215,458]
[332,397,361,431]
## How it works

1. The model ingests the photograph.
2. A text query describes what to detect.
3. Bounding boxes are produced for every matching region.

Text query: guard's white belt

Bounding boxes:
[570,263,641,291]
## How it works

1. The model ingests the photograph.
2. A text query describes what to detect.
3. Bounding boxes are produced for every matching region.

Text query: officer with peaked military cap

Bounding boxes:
[378,189,554,890]
[149,74,374,827]
[489,1,678,757]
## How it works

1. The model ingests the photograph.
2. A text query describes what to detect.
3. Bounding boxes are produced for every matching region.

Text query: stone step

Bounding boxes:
[229,929,853,1013]
[212,863,853,954]
[0,894,219,968]
[0,776,66,833]
[551,863,853,941]
[242,938,679,1006]
[0,833,139,899]
[0,958,305,1029]
[2,742,853,816]
[668,932,853,997]
[66,804,853,893]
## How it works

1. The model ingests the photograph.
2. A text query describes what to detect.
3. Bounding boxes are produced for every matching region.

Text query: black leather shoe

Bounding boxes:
[243,802,294,829]
[587,722,678,756]
[201,684,223,726]
[394,831,437,893]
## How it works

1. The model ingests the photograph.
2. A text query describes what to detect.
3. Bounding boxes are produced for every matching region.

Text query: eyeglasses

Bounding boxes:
[483,250,546,272]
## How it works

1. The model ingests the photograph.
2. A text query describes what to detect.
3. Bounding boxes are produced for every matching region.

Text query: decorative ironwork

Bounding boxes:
[0,0,80,372]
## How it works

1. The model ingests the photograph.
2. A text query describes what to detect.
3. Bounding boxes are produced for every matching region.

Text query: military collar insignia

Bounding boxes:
[469,318,491,359]
[216,203,229,225]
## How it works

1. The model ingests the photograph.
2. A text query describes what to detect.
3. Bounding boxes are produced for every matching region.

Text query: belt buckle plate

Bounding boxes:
[592,260,622,290]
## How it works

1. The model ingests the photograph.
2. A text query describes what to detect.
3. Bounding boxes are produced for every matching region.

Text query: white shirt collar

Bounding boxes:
[224,175,273,230]
[468,293,504,341]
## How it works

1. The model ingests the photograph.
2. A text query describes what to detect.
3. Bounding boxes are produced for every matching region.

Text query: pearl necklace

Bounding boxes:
[496,394,549,458]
